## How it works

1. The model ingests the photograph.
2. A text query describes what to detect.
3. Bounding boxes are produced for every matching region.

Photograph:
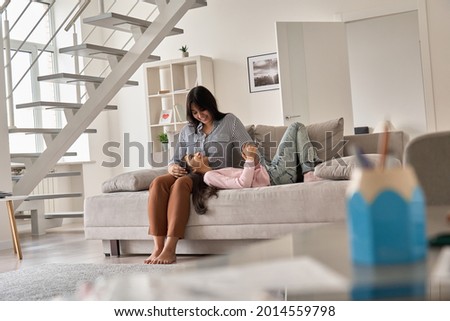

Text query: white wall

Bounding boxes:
[104,0,419,171]
[425,0,450,132]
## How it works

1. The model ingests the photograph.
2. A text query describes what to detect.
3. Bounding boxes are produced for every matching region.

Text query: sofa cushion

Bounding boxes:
[102,167,168,193]
[253,118,344,163]
[307,117,344,162]
[314,154,401,180]
[245,124,255,140]
[86,180,349,233]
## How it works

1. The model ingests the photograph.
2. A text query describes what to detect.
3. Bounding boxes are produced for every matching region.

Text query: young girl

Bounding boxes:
[182,142,269,214]
[184,122,322,214]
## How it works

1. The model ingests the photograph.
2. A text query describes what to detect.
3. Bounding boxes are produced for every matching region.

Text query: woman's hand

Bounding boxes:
[168,164,187,178]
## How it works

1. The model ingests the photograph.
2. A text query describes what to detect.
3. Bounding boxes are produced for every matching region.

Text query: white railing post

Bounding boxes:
[72,26,82,105]
[2,11,14,127]
[65,0,91,32]
[0,9,15,249]
[98,0,104,13]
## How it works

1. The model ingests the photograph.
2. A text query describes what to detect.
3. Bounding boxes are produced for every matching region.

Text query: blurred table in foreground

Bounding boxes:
[76,206,450,300]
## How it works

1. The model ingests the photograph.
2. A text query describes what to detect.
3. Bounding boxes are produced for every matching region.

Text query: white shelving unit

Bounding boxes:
[143,55,215,159]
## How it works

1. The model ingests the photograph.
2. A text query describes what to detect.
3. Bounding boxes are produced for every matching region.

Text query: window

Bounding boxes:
[6,0,89,160]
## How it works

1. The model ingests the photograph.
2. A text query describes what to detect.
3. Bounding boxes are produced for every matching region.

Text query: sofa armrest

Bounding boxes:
[343,131,408,163]
[102,167,168,193]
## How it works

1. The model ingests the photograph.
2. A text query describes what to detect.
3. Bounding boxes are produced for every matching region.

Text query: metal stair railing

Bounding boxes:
[4,0,59,129]
[64,0,90,32]
[10,0,56,61]
[11,1,86,94]
[78,0,143,75]
[79,0,117,43]
[77,0,141,101]
[78,2,159,101]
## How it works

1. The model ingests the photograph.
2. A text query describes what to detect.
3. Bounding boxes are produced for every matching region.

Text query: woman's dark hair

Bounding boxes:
[186,86,227,132]
[188,172,218,215]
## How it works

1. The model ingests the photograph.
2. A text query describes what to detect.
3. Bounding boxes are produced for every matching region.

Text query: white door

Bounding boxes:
[276,11,426,138]
[276,22,354,134]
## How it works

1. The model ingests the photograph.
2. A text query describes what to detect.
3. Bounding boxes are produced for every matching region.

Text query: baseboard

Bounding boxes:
[101,239,265,256]
[0,239,12,251]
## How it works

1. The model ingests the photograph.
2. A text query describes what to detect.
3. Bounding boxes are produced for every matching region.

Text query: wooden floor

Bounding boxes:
[0,220,198,273]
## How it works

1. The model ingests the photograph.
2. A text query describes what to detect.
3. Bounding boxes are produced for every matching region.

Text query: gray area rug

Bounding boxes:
[0,263,177,301]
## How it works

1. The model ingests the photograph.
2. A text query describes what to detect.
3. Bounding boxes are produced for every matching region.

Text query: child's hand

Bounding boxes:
[242,144,259,163]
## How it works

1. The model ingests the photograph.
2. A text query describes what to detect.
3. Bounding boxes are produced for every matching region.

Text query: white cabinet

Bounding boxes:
[143,55,214,158]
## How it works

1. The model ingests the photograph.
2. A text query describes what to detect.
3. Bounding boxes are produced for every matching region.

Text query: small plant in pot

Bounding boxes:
[179,45,189,57]
[158,132,169,152]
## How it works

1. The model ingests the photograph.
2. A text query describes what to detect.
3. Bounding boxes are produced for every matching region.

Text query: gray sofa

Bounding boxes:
[84,118,407,256]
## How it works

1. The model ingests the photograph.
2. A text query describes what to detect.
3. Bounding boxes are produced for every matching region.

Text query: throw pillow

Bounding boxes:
[314,154,401,180]
[253,118,344,163]
[102,167,168,193]
[253,124,289,162]
[306,117,344,162]
[245,124,255,141]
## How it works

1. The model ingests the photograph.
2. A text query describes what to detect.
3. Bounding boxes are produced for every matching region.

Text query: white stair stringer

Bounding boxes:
[13,0,201,203]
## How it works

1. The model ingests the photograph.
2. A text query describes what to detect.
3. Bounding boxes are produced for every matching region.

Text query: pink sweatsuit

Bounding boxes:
[203,160,270,189]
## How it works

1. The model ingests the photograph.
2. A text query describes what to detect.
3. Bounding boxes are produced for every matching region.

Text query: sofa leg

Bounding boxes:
[110,240,121,257]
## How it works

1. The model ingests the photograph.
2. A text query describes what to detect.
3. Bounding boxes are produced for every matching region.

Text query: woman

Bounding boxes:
[144,86,252,264]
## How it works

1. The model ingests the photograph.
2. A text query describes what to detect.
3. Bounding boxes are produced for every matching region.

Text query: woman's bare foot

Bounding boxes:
[144,249,162,264]
[152,249,177,264]
[144,236,165,264]
[151,236,179,264]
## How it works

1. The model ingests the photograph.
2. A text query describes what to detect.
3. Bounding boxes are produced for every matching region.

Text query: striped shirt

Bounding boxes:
[170,113,252,169]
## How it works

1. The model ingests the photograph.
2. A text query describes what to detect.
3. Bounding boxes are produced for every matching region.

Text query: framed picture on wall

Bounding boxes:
[247,52,280,93]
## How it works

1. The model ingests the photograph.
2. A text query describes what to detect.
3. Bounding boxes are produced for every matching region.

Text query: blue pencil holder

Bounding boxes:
[346,166,426,265]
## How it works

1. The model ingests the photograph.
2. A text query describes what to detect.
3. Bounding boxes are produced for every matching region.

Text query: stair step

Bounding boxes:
[25,192,83,201]
[45,171,81,178]
[142,0,207,9]
[15,211,84,220]
[83,12,183,35]
[12,171,81,182]
[9,128,97,134]
[11,152,77,159]
[45,211,84,219]
[59,43,160,62]
[37,73,139,87]
[16,101,118,110]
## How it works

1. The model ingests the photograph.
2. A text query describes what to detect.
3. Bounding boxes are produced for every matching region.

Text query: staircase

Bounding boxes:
[2,0,207,234]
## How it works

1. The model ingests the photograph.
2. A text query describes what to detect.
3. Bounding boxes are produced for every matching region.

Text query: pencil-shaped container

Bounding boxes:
[346,166,426,265]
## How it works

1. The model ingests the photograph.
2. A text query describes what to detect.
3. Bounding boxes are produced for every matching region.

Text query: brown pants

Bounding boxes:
[147,173,193,238]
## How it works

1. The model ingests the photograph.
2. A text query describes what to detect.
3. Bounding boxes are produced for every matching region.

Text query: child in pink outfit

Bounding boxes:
[184,143,270,189]
[183,125,321,214]
[203,145,270,188]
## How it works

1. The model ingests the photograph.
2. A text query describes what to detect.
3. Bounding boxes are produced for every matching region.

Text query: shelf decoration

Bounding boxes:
[179,45,189,58]
[159,109,173,124]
